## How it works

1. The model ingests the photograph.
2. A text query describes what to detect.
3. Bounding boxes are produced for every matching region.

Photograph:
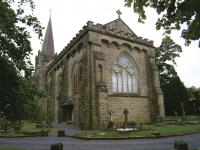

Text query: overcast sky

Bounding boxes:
[31,0,200,88]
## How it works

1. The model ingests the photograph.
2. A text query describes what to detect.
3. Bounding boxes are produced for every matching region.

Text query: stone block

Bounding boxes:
[57,130,65,137]
[50,143,63,150]
[174,140,188,150]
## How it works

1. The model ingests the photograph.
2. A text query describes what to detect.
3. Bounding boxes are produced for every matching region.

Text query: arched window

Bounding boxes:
[73,63,79,93]
[97,64,103,81]
[112,53,138,93]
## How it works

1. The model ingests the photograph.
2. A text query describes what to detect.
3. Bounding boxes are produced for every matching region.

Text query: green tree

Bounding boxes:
[0,0,42,76]
[124,0,200,45]
[187,86,200,114]
[17,78,46,121]
[0,0,44,122]
[155,36,189,115]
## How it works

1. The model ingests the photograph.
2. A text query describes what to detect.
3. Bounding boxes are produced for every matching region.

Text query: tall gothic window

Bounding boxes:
[97,64,103,81]
[73,64,79,93]
[112,53,138,93]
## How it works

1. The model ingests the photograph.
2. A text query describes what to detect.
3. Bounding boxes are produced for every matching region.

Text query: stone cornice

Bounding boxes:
[109,94,149,98]
[47,25,89,72]
[47,20,154,72]
[88,21,154,48]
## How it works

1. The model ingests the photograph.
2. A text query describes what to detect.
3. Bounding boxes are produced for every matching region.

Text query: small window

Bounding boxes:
[73,64,79,93]
[97,64,103,81]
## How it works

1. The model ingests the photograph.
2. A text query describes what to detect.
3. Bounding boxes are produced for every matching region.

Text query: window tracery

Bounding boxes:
[112,53,138,93]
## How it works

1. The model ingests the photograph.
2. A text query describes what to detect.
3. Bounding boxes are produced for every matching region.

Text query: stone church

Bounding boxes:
[35,12,165,129]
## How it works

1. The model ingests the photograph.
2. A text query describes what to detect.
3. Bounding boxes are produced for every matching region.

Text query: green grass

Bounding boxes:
[20,122,46,134]
[0,121,51,137]
[75,124,200,138]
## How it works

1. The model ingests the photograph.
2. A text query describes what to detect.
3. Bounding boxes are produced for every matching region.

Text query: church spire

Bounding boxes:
[41,14,55,57]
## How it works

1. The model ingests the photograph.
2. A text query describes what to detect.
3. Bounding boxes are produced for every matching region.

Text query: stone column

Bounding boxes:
[96,81,108,129]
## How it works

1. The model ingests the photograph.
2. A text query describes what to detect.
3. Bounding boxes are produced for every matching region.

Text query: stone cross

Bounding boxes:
[181,102,185,114]
[181,102,186,121]
[116,9,122,18]
[108,110,113,122]
[123,109,129,128]
[193,103,196,113]
[174,110,178,118]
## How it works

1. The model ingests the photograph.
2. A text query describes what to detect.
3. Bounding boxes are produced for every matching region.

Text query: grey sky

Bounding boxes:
[31,0,200,88]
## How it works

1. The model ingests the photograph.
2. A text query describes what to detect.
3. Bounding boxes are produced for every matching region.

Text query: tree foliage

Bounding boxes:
[155,36,182,71]
[124,0,200,45]
[0,57,46,121]
[0,0,44,122]
[0,0,42,76]
[187,86,200,114]
[155,36,189,115]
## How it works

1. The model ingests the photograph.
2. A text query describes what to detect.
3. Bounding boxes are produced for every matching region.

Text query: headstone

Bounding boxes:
[108,111,113,122]
[123,109,129,128]
[181,102,186,121]
[108,111,114,129]
[193,103,196,113]
[58,130,65,137]
[174,110,178,118]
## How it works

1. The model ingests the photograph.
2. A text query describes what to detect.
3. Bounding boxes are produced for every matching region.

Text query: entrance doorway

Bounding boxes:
[62,105,73,123]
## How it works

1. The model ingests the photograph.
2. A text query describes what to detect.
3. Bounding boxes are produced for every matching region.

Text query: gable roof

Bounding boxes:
[105,18,137,37]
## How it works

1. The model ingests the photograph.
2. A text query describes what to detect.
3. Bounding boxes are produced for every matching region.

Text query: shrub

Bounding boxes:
[41,128,48,136]
[13,122,22,132]
[0,116,10,131]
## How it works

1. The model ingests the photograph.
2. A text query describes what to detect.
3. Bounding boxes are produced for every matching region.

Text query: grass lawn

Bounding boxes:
[0,121,51,137]
[75,124,200,138]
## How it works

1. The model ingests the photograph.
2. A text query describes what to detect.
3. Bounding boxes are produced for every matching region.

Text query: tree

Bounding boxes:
[187,86,200,114]
[160,65,189,115]
[155,36,182,71]
[124,0,200,45]
[0,0,43,122]
[155,36,189,115]
[0,0,42,76]
[15,77,46,121]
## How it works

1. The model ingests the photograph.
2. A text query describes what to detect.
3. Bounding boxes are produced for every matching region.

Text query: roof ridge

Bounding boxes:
[47,20,154,71]
[104,18,137,36]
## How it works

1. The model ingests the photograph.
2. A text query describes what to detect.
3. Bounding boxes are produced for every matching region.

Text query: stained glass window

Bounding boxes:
[112,53,138,93]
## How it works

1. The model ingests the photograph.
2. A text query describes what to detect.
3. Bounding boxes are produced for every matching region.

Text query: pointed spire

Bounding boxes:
[41,13,55,57]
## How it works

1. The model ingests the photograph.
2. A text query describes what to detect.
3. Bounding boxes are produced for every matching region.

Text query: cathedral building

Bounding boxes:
[35,13,165,129]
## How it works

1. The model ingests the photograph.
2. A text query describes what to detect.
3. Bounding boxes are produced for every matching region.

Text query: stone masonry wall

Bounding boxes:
[89,31,155,127]
[108,96,151,124]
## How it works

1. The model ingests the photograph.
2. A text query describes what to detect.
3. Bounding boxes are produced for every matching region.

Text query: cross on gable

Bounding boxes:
[116,9,122,18]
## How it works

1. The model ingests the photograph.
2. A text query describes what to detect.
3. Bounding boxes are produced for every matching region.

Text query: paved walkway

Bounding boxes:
[0,133,200,150]
[0,124,200,150]
[52,123,78,136]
